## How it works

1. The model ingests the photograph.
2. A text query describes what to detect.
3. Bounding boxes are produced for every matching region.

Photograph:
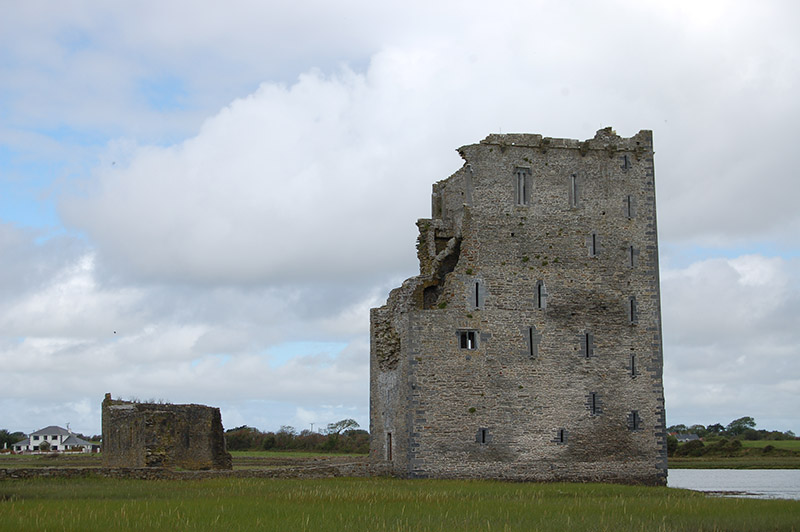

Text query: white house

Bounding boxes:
[12,425,98,453]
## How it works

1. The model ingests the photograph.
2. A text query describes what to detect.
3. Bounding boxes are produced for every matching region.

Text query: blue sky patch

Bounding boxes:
[138,76,190,112]
[265,341,348,368]
[661,242,798,269]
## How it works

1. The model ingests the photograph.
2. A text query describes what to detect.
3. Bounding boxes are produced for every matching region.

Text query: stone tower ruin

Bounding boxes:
[370,128,667,485]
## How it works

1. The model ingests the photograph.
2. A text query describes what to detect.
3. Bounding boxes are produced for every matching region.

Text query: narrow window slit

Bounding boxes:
[570,174,578,207]
[536,281,545,309]
[526,325,540,359]
[528,328,534,358]
[629,411,641,431]
[582,331,594,358]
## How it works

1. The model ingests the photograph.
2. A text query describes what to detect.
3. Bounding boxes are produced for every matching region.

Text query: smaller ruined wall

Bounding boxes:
[102,394,232,470]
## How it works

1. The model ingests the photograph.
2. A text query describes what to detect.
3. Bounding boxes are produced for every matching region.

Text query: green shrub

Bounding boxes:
[666,435,678,456]
[675,439,705,457]
[704,438,742,456]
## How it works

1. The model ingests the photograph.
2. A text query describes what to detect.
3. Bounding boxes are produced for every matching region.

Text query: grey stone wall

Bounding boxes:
[370,128,667,485]
[102,394,232,470]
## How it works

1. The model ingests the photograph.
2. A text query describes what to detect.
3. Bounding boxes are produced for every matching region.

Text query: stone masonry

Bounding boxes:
[370,128,667,485]
[102,394,232,470]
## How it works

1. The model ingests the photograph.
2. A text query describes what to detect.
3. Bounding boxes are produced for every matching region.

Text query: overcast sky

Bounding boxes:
[1,0,798,438]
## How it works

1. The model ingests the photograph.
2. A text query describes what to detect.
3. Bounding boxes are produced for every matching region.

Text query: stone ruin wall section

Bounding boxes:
[102,395,232,470]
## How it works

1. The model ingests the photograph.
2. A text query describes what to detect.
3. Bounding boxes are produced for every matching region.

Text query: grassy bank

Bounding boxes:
[739,440,800,451]
[1,476,798,531]
[669,456,800,469]
[669,438,800,469]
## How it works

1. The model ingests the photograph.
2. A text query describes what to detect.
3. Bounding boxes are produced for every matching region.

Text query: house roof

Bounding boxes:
[30,426,71,436]
[62,435,91,446]
[13,433,93,448]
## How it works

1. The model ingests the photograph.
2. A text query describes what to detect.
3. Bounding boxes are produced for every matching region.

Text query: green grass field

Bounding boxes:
[739,440,800,451]
[229,450,362,458]
[0,452,102,469]
[669,438,800,469]
[1,476,798,531]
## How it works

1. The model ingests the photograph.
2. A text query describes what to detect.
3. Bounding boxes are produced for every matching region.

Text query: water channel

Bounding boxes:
[667,469,800,500]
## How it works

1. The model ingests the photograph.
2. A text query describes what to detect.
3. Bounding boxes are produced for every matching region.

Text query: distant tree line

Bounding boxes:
[667,416,796,441]
[224,419,369,454]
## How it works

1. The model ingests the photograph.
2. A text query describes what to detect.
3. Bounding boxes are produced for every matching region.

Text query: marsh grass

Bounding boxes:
[1,477,798,531]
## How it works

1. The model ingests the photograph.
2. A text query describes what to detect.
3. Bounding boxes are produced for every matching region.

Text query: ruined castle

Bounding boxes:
[370,128,667,485]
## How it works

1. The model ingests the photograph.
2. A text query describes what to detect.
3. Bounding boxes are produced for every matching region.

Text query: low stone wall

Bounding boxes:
[0,461,380,481]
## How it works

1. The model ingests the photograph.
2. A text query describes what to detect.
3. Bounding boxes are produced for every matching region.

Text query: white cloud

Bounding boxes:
[2,0,799,436]
[662,255,800,431]
[56,1,800,287]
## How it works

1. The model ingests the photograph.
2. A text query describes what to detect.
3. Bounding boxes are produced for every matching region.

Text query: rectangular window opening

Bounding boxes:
[590,232,597,256]
[590,393,598,415]
[558,429,566,443]
[629,246,635,267]
[386,432,393,461]
[626,195,633,218]
[515,168,530,206]
[460,331,477,350]
[629,297,638,324]
[475,282,480,308]
[631,354,636,378]
[480,428,488,444]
